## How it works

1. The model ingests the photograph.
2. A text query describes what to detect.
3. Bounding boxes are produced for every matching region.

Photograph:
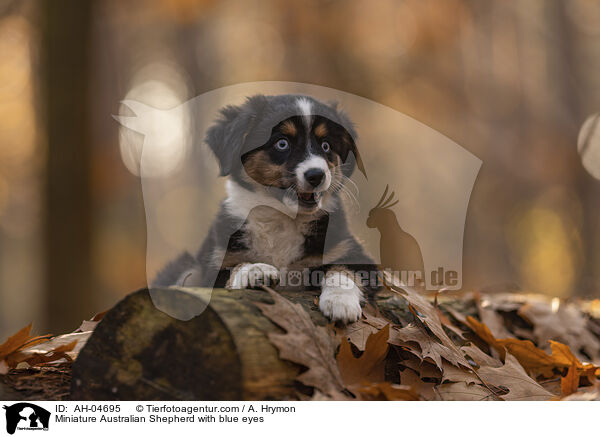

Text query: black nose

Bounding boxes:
[304,168,325,187]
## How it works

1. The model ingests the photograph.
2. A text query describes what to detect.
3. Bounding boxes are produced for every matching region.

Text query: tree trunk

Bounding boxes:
[70,287,417,400]
[41,0,94,333]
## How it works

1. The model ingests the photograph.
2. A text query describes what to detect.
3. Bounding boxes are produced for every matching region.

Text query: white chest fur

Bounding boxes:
[243,206,306,268]
[224,181,312,268]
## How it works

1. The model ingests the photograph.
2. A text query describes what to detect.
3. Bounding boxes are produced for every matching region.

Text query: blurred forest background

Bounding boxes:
[1,0,600,337]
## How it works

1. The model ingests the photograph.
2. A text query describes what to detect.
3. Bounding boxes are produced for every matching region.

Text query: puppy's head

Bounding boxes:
[206,95,364,214]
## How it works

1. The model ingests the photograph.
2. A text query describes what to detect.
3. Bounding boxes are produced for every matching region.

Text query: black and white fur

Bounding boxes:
[153,94,379,323]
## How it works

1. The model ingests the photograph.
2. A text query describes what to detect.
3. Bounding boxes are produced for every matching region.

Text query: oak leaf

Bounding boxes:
[437,382,495,401]
[475,293,512,339]
[561,365,579,397]
[7,332,91,369]
[6,341,77,369]
[255,288,346,398]
[337,325,389,387]
[390,323,457,370]
[0,323,53,375]
[460,344,502,367]
[518,300,600,362]
[0,324,34,360]
[441,363,480,385]
[399,367,438,400]
[399,352,443,379]
[549,340,599,391]
[388,284,470,369]
[335,306,388,351]
[476,353,553,400]
[466,316,568,376]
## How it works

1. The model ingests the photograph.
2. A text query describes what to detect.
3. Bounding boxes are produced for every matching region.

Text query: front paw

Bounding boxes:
[319,270,363,323]
[319,269,364,323]
[227,263,279,289]
[319,289,362,323]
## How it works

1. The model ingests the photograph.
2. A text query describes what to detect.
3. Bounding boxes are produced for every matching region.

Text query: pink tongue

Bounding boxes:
[299,193,312,201]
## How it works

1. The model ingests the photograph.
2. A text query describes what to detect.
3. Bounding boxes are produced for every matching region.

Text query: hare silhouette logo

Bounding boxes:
[3,403,50,434]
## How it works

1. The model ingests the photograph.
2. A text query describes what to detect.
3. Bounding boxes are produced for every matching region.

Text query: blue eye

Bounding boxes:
[321,141,330,153]
[275,139,289,151]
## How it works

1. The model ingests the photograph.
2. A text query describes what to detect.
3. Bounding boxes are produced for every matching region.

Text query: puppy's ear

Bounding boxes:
[339,131,366,178]
[328,101,367,179]
[205,95,266,176]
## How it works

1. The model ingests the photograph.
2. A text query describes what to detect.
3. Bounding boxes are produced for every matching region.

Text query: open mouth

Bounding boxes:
[297,191,322,207]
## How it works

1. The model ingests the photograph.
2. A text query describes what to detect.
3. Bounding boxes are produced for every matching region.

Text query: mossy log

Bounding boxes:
[70,287,463,400]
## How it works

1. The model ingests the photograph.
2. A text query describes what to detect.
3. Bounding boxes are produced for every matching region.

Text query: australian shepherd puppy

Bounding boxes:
[153,94,379,323]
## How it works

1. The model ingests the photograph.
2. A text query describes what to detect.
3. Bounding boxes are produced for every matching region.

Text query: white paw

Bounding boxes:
[319,271,363,323]
[227,263,279,289]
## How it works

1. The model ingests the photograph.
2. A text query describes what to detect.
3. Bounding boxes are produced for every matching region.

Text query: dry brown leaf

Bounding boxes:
[391,323,456,370]
[465,316,498,347]
[388,284,470,369]
[255,288,346,398]
[400,352,443,379]
[399,367,438,400]
[560,384,600,401]
[480,292,529,312]
[433,294,465,339]
[7,341,77,369]
[336,325,422,400]
[475,293,512,339]
[444,305,469,325]
[0,317,98,374]
[0,324,56,374]
[74,310,108,333]
[362,306,390,329]
[539,378,562,397]
[335,307,388,351]
[335,321,378,352]
[496,339,560,376]
[442,363,481,385]
[549,340,580,366]
[467,317,598,396]
[561,365,579,397]
[17,332,90,361]
[461,345,502,367]
[357,382,419,401]
[518,300,600,361]
[549,340,599,388]
[437,382,495,401]
[476,353,553,400]
[466,316,569,376]
[337,325,389,388]
[0,323,33,360]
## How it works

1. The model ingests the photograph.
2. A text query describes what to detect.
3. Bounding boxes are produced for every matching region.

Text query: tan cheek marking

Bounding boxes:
[243,151,285,186]
[281,120,297,136]
[314,123,328,137]
[327,154,341,169]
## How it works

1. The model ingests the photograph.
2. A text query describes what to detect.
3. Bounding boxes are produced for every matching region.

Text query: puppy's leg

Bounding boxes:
[227,263,280,289]
[319,269,363,323]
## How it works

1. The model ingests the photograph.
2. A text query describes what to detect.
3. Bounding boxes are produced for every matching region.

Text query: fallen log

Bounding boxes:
[70,287,421,400]
[0,381,24,401]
